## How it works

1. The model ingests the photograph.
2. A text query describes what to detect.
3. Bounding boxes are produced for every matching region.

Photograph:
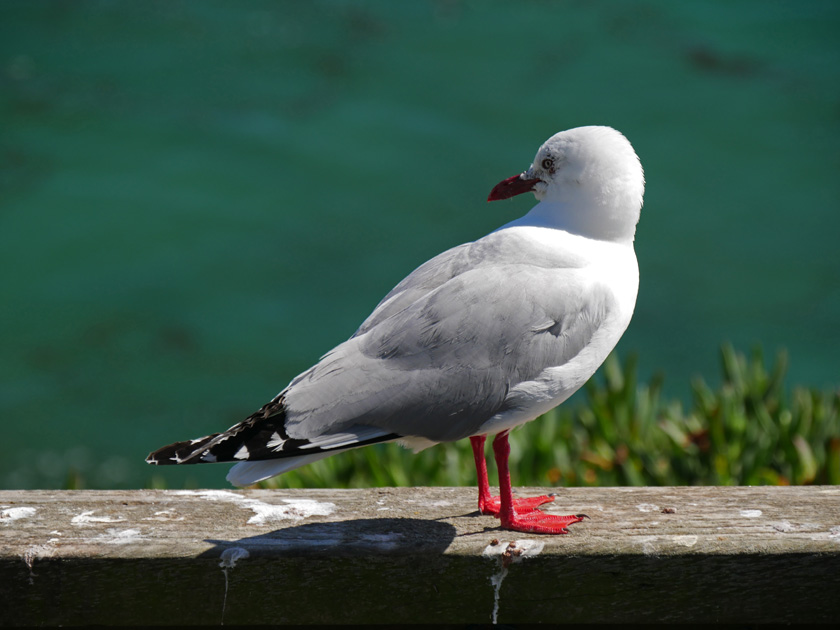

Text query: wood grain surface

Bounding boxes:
[2,486,839,625]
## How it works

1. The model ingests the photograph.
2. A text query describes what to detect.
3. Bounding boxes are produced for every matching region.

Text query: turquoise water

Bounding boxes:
[2,1,839,489]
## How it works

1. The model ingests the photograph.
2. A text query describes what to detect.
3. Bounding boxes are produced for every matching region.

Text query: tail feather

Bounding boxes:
[146,395,401,476]
[226,453,333,487]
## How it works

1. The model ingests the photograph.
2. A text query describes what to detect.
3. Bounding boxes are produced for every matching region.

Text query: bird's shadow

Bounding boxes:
[200,517,458,559]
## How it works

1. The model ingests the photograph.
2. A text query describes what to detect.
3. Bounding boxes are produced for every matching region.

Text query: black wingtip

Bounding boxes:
[146,444,177,466]
[144,394,402,468]
[144,395,290,466]
[145,433,222,465]
[145,442,185,466]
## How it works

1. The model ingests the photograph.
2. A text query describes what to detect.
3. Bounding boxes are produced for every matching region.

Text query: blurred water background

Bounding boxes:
[2,0,838,489]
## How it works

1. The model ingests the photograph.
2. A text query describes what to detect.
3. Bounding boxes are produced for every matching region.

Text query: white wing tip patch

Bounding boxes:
[266,432,286,452]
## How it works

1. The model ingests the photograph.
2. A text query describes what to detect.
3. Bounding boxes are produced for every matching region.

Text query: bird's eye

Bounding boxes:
[541,158,554,172]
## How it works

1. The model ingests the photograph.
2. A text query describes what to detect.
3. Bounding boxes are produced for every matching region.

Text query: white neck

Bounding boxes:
[504,199,639,244]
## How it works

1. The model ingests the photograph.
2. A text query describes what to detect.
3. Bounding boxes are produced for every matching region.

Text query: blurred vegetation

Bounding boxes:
[252,345,839,490]
[58,344,837,491]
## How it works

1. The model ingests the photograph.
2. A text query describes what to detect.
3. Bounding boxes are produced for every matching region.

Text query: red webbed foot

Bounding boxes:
[478,432,590,535]
[472,433,590,534]
[499,510,589,534]
[472,436,556,515]
[478,492,556,516]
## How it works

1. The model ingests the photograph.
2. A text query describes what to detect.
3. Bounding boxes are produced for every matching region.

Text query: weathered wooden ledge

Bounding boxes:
[2,486,839,625]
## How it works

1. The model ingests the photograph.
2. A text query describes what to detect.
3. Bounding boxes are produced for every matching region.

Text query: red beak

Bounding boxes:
[487,174,542,202]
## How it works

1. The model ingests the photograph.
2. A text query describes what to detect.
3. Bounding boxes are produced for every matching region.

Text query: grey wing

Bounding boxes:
[354,241,474,336]
[282,262,614,443]
[355,228,588,336]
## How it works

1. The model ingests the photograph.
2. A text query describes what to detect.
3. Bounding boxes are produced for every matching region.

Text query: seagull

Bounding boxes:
[147,125,644,534]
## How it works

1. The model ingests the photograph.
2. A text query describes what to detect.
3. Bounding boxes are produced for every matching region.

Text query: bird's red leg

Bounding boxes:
[470,435,495,514]
[492,432,588,534]
[470,434,555,516]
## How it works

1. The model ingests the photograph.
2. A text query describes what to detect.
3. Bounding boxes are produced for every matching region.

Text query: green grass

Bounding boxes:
[256,344,840,490]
